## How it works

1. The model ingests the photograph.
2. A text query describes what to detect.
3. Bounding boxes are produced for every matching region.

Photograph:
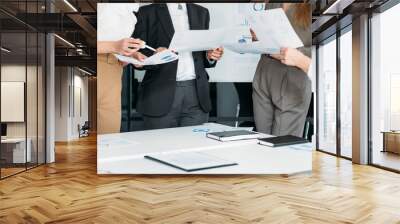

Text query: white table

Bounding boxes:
[1,138,32,163]
[97,123,312,175]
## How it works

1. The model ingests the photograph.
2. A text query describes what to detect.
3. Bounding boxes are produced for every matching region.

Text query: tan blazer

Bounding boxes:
[97,54,123,134]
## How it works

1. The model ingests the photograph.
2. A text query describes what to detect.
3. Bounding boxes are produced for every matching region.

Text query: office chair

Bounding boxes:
[78,121,90,138]
[234,83,255,128]
[302,93,314,141]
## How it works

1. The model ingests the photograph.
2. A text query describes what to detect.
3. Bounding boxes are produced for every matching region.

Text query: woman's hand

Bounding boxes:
[132,52,147,61]
[114,38,144,56]
[132,52,147,68]
[271,48,311,73]
[118,52,147,68]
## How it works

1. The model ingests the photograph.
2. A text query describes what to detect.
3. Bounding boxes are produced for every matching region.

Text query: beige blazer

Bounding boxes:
[97,54,123,134]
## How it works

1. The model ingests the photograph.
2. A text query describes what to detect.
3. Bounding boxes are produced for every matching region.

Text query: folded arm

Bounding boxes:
[271,48,311,74]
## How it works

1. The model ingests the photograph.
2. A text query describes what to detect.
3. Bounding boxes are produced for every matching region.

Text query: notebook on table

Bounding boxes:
[206,130,261,142]
[258,135,309,147]
[144,151,238,172]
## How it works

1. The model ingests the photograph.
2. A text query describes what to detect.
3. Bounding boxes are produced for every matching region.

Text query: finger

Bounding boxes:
[211,53,222,58]
[127,43,142,50]
[123,49,139,56]
[210,55,220,60]
[128,38,145,45]
[213,50,223,55]
[137,55,147,62]
[211,51,222,56]
[271,54,283,60]
[213,48,223,53]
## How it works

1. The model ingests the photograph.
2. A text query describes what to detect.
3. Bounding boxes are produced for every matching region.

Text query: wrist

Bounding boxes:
[298,54,310,73]
[111,42,119,54]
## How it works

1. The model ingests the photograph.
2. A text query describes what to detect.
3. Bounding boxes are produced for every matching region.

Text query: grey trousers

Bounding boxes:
[143,80,209,130]
[252,56,312,137]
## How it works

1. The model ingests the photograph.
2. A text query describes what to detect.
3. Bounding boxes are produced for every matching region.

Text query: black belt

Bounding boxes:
[176,79,196,87]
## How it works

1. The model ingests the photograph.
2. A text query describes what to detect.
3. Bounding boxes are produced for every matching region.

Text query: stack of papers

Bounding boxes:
[114,50,178,66]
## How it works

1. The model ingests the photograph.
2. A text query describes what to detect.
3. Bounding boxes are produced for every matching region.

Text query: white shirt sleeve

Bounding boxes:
[97,3,139,41]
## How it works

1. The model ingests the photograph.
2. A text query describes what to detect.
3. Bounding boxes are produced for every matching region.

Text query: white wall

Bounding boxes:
[1,63,46,164]
[1,65,37,138]
[54,67,89,141]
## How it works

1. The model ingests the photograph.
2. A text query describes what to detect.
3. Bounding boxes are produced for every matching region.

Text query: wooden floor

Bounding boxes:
[1,135,400,224]
[373,150,400,171]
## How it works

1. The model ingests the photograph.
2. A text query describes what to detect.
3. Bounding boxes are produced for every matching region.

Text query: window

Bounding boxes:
[318,36,337,155]
[0,1,47,179]
[340,28,352,158]
[370,3,400,171]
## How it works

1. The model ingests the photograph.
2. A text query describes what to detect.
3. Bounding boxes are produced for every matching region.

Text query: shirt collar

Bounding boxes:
[167,3,187,13]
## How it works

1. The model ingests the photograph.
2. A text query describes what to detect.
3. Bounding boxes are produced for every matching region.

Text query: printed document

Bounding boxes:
[169,26,252,52]
[114,50,178,66]
[169,9,302,55]
[224,41,280,54]
[246,8,304,53]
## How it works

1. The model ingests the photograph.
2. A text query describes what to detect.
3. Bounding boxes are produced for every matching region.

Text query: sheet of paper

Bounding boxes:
[114,50,178,66]
[246,8,304,51]
[225,41,280,54]
[169,26,251,52]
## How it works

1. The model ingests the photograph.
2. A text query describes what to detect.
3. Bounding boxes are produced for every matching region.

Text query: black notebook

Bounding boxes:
[206,130,261,142]
[258,135,309,147]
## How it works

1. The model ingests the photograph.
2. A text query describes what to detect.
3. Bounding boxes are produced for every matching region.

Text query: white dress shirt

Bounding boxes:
[167,3,197,81]
[97,3,139,41]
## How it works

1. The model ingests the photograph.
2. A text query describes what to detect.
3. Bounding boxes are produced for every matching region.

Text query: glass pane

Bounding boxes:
[26,0,39,169]
[371,4,400,171]
[318,37,337,154]
[340,29,352,158]
[27,31,38,169]
[38,32,46,165]
[1,30,27,177]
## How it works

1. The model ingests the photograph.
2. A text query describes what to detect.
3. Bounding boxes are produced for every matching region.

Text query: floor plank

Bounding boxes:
[1,135,400,224]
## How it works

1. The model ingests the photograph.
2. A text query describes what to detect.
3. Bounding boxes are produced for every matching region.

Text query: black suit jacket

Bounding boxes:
[132,3,216,117]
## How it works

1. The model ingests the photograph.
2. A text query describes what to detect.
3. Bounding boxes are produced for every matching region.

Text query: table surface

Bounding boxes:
[97,123,313,175]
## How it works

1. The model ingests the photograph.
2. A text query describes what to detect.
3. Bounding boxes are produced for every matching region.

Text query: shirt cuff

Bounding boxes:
[207,58,216,65]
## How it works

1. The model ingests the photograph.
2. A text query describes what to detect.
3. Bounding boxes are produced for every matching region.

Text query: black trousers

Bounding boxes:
[142,80,209,130]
